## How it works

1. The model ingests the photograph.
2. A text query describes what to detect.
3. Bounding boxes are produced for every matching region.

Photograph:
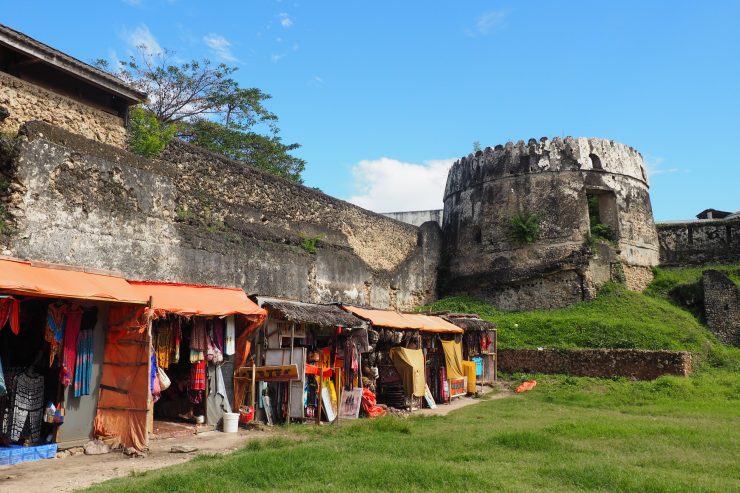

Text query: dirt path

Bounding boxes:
[0,383,513,492]
[0,428,278,493]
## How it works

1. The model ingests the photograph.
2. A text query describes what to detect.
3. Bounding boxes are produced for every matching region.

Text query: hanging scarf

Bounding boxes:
[224,315,236,356]
[155,321,174,370]
[212,318,225,353]
[60,305,83,386]
[189,360,206,391]
[45,304,67,366]
[173,318,182,364]
[0,297,20,335]
[73,330,94,397]
[190,318,210,351]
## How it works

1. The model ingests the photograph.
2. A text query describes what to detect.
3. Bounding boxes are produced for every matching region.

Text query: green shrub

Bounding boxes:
[508,212,540,244]
[299,232,324,254]
[127,107,177,158]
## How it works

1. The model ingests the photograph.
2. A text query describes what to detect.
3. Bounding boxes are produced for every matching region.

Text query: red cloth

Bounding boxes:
[0,297,20,335]
[361,387,386,418]
[60,305,84,386]
[515,380,537,393]
[190,360,206,391]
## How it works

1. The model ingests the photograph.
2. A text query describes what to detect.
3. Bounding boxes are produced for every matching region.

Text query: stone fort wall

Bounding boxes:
[657,218,740,266]
[0,71,126,148]
[442,137,660,310]
[0,122,439,310]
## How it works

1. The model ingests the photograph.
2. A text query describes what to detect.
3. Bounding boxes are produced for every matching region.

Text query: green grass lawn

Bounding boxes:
[423,283,716,352]
[86,368,740,493]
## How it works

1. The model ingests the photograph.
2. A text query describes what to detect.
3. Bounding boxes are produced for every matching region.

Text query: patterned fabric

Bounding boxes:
[173,318,182,364]
[0,297,20,335]
[190,360,206,391]
[9,371,44,443]
[73,330,94,397]
[45,304,67,366]
[0,354,5,397]
[155,321,174,370]
[60,305,84,386]
[190,318,210,352]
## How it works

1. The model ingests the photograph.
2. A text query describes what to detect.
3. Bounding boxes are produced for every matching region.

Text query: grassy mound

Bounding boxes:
[423,283,713,351]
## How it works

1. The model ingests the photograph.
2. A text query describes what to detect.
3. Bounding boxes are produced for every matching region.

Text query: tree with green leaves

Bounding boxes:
[96,47,305,182]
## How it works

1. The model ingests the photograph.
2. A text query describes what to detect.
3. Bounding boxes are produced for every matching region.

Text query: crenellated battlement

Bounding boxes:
[445,137,648,200]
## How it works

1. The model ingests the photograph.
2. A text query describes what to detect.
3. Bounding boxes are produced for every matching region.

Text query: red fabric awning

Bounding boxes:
[0,257,148,304]
[128,281,266,317]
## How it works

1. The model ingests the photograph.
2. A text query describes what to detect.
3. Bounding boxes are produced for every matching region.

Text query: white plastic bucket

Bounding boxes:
[223,412,240,433]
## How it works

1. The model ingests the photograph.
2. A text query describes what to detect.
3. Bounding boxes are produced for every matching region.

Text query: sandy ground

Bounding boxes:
[0,384,511,493]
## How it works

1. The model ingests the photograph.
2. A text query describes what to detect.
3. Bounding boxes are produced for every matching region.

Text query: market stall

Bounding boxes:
[250,298,366,424]
[341,306,464,410]
[442,314,497,387]
[125,281,266,438]
[0,257,148,463]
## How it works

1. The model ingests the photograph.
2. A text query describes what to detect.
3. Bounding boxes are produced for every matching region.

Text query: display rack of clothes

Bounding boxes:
[7,369,44,444]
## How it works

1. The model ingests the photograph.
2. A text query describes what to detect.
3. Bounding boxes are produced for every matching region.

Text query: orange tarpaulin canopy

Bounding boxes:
[0,257,147,304]
[343,306,463,333]
[129,281,266,317]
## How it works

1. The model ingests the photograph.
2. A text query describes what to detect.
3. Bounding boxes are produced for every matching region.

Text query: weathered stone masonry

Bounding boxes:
[657,218,740,266]
[0,71,126,148]
[499,348,692,380]
[1,122,440,310]
[702,270,740,346]
[442,137,660,310]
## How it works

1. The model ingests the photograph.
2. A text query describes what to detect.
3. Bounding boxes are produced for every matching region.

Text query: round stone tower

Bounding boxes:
[441,137,659,310]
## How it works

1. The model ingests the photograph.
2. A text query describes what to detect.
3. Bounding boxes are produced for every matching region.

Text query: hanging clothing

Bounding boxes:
[189,349,204,363]
[60,305,84,386]
[190,318,210,352]
[45,303,68,366]
[74,330,94,397]
[190,360,206,391]
[0,297,20,335]
[0,354,5,396]
[155,321,174,370]
[441,339,464,379]
[150,352,157,394]
[9,371,44,443]
[212,318,225,353]
[224,315,236,356]
[173,318,182,364]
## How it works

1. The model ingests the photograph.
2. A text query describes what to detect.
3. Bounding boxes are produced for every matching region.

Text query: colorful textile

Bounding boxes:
[212,318,225,352]
[155,321,174,369]
[60,305,84,386]
[189,349,204,363]
[0,354,5,396]
[45,304,67,366]
[224,315,235,355]
[190,318,210,351]
[173,318,181,364]
[389,347,426,398]
[0,297,20,335]
[9,371,44,443]
[74,330,94,397]
[190,360,206,391]
[441,339,464,379]
[150,352,157,394]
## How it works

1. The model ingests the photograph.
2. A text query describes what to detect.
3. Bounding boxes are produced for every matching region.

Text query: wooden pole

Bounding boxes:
[335,368,341,426]
[316,373,323,426]
[250,361,257,423]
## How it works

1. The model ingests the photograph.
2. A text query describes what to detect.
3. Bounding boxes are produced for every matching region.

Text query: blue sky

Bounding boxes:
[3,1,739,220]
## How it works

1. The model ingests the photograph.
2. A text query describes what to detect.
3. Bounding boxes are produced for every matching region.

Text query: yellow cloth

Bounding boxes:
[441,340,464,379]
[462,361,477,392]
[390,347,426,398]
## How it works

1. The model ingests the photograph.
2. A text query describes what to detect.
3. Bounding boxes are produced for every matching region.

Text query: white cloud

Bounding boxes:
[347,157,455,212]
[309,75,324,87]
[466,9,509,37]
[122,24,162,55]
[122,0,142,5]
[278,13,294,28]
[203,34,239,62]
[644,155,685,177]
[271,53,286,62]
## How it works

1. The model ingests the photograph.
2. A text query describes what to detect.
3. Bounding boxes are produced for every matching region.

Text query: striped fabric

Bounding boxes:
[73,330,94,397]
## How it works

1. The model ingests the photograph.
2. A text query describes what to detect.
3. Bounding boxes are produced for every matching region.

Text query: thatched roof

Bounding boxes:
[442,314,496,332]
[261,298,363,328]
